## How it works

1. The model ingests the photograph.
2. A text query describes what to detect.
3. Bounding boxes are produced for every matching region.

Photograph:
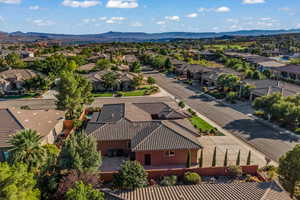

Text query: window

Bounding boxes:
[165,150,175,157]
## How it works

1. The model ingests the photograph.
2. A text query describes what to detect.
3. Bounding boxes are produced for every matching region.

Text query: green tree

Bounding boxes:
[164,58,172,70]
[101,72,118,91]
[130,61,141,73]
[278,144,300,198]
[96,59,111,71]
[199,149,203,168]
[56,71,94,120]
[66,181,104,200]
[0,162,40,200]
[246,150,252,165]
[212,147,217,167]
[236,150,241,166]
[146,76,156,85]
[5,53,25,68]
[58,132,101,172]
[9,129,45,171]
[224,149,228,167]
[113,161,148,190]
[186,151,192,168]
[67,60,78,71]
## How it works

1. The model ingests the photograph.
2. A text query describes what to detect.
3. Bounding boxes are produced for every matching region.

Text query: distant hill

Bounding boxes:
[1,29,300,43]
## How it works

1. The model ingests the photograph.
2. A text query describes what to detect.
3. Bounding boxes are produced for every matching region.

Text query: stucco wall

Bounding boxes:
[135,149,199,166]
[97,140,130,155]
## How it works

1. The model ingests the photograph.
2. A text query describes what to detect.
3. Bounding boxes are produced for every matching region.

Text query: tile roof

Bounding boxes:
[0,69,39,81]
[86,103,201,151]
[272,64,300,75]
[0,108,64,148]
[106,182,292,200]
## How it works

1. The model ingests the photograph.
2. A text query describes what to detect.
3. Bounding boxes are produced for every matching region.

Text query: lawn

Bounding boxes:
[93,92,114,97]
[189,116,215,132]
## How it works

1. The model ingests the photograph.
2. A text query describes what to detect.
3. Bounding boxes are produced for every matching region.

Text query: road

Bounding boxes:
[145,71,299,162]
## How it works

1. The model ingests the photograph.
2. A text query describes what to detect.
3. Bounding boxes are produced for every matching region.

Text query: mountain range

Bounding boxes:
[1,29,300,43]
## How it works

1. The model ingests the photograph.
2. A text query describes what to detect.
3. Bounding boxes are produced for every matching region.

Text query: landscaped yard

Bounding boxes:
[189,116,224,136]
[92,86,158,97]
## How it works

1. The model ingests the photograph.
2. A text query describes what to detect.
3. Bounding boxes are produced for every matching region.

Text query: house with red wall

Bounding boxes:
[85,103,202,168]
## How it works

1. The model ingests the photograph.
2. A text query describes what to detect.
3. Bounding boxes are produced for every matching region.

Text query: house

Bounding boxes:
[244,79,300,100]
[84,70,134,92]
[270,64,300,81]
[21,51,34,58]
[0,69,40,95]
[175,64,212,80]
[0,108,65,161]
[123,55,138,65]
[105,182,292,200]
[200,68,241,87]
[85,103,202,168]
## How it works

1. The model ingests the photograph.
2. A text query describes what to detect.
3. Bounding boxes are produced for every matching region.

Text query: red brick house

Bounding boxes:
[86,103,202,167]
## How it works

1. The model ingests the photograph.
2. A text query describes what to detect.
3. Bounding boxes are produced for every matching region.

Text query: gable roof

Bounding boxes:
[106,182,292,200]
[86,103,202,151]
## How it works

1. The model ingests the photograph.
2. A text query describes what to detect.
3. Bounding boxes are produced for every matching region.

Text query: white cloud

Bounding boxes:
[130,22,143,27]
[82,18,97,23]
[32,19,55,26]
[106,0,138,8]
[186,13,198,18]
[29,5,40,10]
[215,6,230,13]
[243,0,265,4]
[296,24,300,28]
[62,0,100,8]
[0,0,20,4]
[165,16,180,21]
[0,16,4,23]
[156,21,166,25]
[99,17,107,20]
[227,18,239,23]
[260,17,272,21]
[278,7,290,12]
[105,17,126,24]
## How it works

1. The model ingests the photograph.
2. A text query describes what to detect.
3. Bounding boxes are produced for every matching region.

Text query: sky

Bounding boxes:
[0,0,300,34]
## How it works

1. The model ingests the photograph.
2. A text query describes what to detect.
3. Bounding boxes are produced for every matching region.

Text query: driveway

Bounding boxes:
[144,71,299,162]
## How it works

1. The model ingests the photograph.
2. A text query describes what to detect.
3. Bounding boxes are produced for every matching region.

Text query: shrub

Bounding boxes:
[294,128,300,135]
[160,175,177,186]
[254,110,265,118]
[115,92,123,97]
[183,172,201,185]
[178,101,185,108]
[147,77,156,85]
[227,165,243,178]
[113,161,148,190]
[20,105,31,110]
[226,91,238,103]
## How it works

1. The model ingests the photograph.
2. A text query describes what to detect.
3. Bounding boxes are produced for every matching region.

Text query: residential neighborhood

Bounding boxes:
[1,1,300,199]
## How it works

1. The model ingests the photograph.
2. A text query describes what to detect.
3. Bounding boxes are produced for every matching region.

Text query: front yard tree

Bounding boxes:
[66,181,104,200]
[113,161,148,190]
[278,144,300,198]
[212,147,217,167]
[236,150,241,166]
[96,59,111,71]
[224,149,228,167]
[58,132,101,172]
[56,70,94,120]
[246,150,252,165]
[9,129,45,171]
[102,72,118,91]
[199,149,203,168]
[186,151,192,168]
[130,61,141,73]
[0,162,40,200]
[147,76,156,85]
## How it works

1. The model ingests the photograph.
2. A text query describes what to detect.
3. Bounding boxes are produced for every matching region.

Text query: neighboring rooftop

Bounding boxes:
[0,69,39,81]
[105,182,292,200]
[272,64,300,75]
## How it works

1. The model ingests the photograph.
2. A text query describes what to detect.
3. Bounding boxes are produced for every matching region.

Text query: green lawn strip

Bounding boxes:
[93,92,114,97]
[189,116,215,132]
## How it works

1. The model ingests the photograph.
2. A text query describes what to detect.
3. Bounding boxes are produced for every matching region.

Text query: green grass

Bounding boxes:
[120,86,151,97]
[93,92,114,97]
[189,116,215,132]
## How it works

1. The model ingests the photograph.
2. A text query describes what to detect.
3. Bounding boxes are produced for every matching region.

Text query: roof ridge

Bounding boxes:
[260,182,275,200]
[7,108,25,130]
[132,122,163,151]
[162,121,202,148]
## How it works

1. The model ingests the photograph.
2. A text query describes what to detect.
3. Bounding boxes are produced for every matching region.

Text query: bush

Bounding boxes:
[147,77,156,85]
[183,172,201,185]
[226,91,238,103]
[254,110,265,117]
[227,165,243,178]
[187,108,196,116]
[160,175,177,186]
[178,101,185,108]
[294,128,300,135]
[115,92,123,97]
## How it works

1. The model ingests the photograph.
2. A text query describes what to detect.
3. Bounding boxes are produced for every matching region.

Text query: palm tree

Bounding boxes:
[9,129,45,171]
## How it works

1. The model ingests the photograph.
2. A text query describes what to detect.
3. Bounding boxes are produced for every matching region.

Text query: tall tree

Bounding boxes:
[224,149,228,167]
[246,150,252,165]
[0,162,40,200]
[212,147,217,167]
[56,71,94,120]
[186,151,192,168]
[58,132,101,172]
[199,149,203,168]
[66,181,104,200]
[278,144,300,198]
[236,150,241,166]
[9,129,45,171]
